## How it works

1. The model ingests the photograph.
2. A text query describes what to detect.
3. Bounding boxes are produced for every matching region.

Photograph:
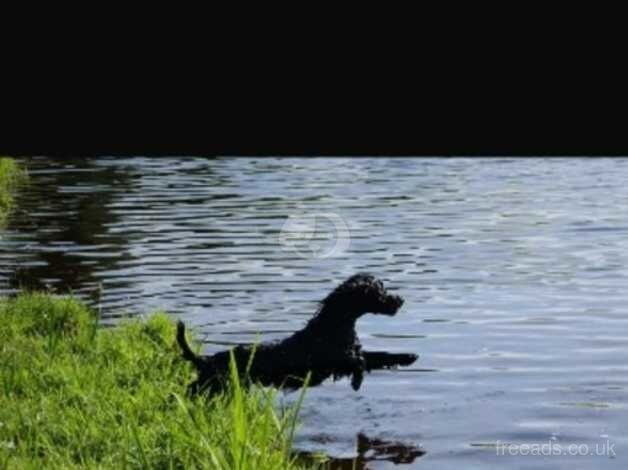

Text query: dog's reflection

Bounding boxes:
[298,432,426,469]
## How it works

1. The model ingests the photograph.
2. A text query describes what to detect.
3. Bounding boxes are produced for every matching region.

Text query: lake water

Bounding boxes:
[1,157,627,469]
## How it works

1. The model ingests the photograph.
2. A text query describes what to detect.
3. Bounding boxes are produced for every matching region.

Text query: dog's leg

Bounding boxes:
[349,344,366,391]
[350,355,366,391]
[363,351,418,372]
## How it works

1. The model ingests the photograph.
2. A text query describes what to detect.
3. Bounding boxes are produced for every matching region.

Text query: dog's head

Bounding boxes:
[320,273,404,320]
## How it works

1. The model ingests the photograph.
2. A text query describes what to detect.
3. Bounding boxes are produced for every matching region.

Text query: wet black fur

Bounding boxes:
[176,273,417,395]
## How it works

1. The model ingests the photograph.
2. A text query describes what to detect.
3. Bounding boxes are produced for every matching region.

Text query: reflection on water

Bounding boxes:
[2,157,628,468]
[297,433,426,469]
[5,157,135,293]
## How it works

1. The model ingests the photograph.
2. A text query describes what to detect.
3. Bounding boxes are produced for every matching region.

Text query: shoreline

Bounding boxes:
[0,292,316,469]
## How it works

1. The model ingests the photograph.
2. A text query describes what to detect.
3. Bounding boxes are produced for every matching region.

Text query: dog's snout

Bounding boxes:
[383,294,404,314]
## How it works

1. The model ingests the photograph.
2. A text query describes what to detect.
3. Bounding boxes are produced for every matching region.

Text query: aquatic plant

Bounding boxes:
[0,292,311,469]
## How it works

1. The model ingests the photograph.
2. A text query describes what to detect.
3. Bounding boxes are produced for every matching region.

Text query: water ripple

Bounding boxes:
[3,157,628,468]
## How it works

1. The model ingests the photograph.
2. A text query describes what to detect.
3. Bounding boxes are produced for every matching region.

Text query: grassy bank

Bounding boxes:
[0,293,311,469]
[0,157,27,227]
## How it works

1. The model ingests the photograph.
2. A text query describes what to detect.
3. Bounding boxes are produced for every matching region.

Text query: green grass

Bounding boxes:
[0,157,27,227]
[0,292,313,469]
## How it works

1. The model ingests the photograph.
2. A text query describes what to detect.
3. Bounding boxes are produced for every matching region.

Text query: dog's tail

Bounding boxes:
[176,320,204,368]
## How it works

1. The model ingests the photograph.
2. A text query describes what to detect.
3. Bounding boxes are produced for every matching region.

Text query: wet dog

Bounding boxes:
[177,273,417,395]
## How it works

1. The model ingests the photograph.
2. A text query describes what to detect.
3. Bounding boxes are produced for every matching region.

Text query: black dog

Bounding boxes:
[176,273,417,395]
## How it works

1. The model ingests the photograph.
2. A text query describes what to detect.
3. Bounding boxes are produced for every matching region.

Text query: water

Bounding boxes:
[2,156,627,468]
